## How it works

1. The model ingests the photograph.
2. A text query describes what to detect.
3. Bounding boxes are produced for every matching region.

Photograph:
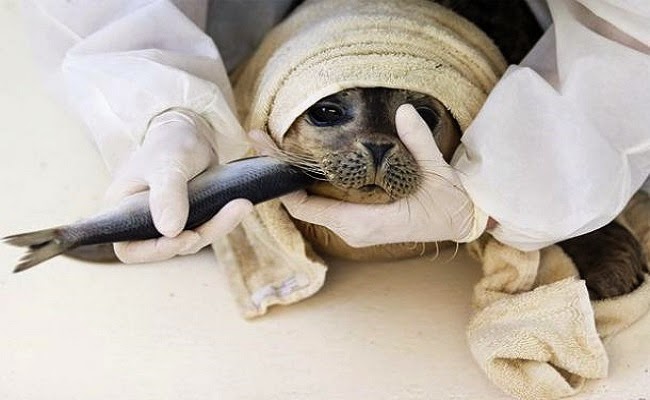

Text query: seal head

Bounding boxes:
[283,88,461,204]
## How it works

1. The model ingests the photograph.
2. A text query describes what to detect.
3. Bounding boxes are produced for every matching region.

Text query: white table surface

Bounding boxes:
[0,2,648,399]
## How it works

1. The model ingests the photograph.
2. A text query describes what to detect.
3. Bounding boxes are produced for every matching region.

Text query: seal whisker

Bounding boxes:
[270,150,327,180]
[268,148,321,165]
[280,154,320,165]
[275,155,320,167]
[442,242,461,263]
[412,188,455,229]
[405,242,419,251]
[404,195,414,221]
[411,190,436,220]
[418,242,427,257]
[418,170,467,195]
[413,159,458,168]
[276,159,324,173]
[426,241,441,262]
[417,163,470,178]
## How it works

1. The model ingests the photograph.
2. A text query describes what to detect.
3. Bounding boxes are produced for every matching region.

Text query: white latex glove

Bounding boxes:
[106,109,253,263]
[280,104,488,248]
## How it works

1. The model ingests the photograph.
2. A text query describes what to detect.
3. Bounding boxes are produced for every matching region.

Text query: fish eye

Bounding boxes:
[415,106,440,131]
[306,102,350,127]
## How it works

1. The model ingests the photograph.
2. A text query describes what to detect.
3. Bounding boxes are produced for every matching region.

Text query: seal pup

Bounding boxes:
[283,88,461,204]
[280,87,461,261]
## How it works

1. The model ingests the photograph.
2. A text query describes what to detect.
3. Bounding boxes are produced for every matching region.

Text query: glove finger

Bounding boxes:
[105,176,148,205]
[179,199,254,255]
[195,199,254,238]
[148,171,190,238]
[114,231,201,264]
[281,191,401,247]
[395,104,446,165]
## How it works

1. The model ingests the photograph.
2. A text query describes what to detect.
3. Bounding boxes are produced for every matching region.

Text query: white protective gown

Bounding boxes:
[23,0,650,251]
[454,0,650,250]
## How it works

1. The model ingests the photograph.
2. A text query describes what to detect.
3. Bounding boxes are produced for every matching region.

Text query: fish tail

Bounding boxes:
[3,228,75,273]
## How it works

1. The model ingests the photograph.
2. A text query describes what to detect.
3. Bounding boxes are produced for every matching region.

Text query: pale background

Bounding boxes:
[0,1,648,399]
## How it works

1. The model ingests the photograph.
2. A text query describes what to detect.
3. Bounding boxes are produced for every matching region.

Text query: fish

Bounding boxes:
[3,156,315,273]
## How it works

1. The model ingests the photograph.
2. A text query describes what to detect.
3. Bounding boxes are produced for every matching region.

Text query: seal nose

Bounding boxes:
[362,142,394,167]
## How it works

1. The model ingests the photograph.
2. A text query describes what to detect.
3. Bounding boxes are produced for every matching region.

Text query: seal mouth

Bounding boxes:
[359,184,384,192]
[349,183,394,204]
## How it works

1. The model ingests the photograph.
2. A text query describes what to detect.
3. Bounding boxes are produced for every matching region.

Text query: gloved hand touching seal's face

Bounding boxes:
[105,109,253,263]
[279,104,489,248]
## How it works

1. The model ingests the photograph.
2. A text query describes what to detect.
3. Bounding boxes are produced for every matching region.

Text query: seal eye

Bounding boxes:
[307,102,349,127]
[415,106,440,131]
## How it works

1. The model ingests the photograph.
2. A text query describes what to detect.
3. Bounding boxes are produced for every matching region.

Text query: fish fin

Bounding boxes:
[3,228,61,247]
[3,228,74,273]
[64,243,119,263]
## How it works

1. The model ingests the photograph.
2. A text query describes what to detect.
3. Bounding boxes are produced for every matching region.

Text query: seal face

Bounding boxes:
[282,88,461,204]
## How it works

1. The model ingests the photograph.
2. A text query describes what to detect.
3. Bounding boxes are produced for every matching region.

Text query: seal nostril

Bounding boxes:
[362,142,394,167]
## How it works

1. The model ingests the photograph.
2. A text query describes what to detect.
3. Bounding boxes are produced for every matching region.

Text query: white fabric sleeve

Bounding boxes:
[23,0,247,171]
[453,0,650,251]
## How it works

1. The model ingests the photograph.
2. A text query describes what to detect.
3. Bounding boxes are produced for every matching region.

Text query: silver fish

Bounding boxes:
[4,156,314,273]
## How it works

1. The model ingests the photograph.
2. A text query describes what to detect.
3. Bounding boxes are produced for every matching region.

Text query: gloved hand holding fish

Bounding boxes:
[3,154,313,273]
[3,102,479,272]
[104,108,255,264]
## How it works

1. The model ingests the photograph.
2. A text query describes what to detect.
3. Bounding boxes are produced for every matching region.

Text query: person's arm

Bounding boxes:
[454,0,650,250]
[23,0,252,262]
[25,0,247,169]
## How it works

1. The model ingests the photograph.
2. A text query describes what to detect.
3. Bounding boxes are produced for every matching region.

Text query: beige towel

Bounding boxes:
[467,192,650,400]
[467,239,609,400]
[215,0,506,317]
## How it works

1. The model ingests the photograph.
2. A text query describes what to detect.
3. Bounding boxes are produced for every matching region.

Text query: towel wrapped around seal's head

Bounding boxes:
[235,0,507,141]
